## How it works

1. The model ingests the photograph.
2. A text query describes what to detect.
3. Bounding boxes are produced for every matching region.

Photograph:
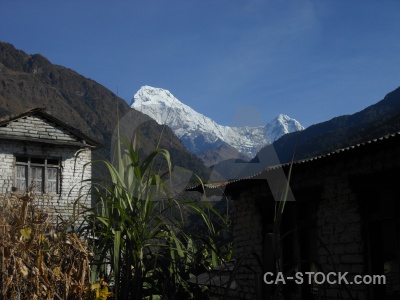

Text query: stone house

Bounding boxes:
[0,108,100,221]
[189,132,400,300]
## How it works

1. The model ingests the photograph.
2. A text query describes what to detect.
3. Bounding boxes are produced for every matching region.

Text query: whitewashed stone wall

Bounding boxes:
[0,115,77,142]
[0,139,92,220]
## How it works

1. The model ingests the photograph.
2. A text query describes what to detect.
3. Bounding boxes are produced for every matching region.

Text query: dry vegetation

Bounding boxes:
[0,191,95,300]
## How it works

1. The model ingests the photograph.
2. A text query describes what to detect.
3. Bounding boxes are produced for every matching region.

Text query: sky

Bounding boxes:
[1,1,400,128]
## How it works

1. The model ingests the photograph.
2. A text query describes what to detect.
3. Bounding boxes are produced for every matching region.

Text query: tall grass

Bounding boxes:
[80,134,231,299]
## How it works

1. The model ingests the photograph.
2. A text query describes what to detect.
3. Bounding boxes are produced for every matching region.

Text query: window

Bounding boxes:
[15,156,60,194]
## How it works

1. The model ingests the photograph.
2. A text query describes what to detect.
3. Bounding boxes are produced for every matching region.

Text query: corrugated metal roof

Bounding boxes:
[186,131,400,192]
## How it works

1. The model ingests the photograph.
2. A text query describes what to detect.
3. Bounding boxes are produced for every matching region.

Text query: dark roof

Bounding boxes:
[0,108,102,148]
[187,131,400,196]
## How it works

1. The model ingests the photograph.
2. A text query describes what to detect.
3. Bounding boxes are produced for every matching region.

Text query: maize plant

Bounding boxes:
[0,191,94,300]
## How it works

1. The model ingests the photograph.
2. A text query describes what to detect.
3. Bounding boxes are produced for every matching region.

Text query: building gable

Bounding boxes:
[0,108,100,147]
[0,108,99,220]
[0,115,78,142]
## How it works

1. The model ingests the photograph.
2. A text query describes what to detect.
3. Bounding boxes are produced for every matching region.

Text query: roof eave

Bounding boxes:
[0,135,97,148]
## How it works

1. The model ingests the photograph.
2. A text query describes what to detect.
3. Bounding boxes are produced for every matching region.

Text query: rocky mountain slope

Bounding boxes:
[131,85,304,165]
[251,85,400,173]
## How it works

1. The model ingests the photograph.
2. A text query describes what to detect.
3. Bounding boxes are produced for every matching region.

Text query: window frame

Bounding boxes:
[14,156,61,194]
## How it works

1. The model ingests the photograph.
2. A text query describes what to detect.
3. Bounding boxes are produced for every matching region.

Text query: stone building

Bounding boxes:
[0,108,100,221]
[189,132,400,300]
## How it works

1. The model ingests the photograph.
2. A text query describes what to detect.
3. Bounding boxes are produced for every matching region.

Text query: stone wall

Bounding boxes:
[229,135,400,300]
[0,139,92,221]
[231,186,265,300]
[313,139,400,299]
[317,174,367,299]
[0,115,77,142]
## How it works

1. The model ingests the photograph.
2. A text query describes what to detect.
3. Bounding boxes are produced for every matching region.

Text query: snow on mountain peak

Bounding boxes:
[135,85,180,106]
[132,86,207,129]
[267,114,305,139]
[131,85,304,158]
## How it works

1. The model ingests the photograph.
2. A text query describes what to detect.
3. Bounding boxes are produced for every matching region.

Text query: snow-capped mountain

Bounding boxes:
[131,86,304,160]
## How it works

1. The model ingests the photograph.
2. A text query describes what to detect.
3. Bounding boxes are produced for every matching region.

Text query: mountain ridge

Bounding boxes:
[252,85,400,168]
[131,85,304,165]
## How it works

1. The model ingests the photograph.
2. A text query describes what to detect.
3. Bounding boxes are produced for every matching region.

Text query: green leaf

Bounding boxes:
[114,230,121,297]
[20,227,32,239]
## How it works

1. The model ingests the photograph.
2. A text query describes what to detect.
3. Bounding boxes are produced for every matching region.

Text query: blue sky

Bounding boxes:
[1,1,400,128]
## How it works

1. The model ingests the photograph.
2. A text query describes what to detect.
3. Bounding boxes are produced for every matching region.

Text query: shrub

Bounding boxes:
[0,191,93,300]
